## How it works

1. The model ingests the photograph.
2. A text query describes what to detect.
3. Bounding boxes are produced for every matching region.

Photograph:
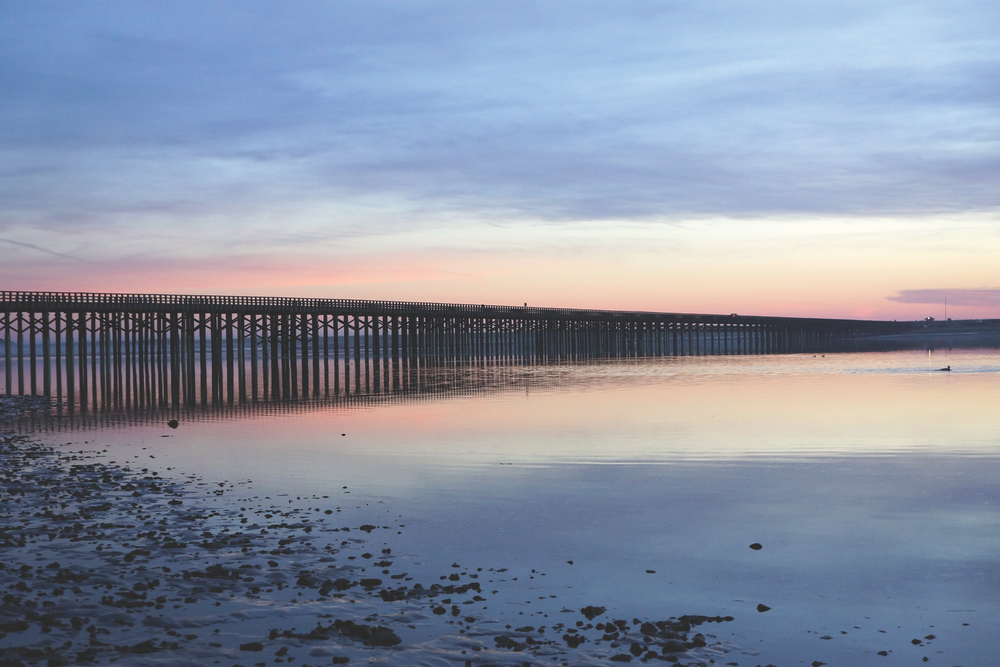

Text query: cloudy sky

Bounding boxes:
[2,1,998,319]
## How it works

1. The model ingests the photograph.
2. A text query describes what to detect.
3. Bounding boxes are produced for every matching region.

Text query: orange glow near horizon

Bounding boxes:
[2,213,998,321]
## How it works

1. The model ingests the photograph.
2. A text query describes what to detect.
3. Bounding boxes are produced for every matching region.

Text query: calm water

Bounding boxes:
[16,348,1000,665]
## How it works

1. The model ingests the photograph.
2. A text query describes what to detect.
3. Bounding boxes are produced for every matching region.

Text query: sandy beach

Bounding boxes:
[0,419,736,667]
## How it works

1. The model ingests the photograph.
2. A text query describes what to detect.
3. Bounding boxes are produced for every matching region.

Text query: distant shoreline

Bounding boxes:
[864,321,1000,346]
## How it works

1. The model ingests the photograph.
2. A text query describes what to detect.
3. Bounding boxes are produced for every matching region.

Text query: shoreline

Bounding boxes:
[0,432,735,666]
[863,331,1000,345]
[861,322,1000,346]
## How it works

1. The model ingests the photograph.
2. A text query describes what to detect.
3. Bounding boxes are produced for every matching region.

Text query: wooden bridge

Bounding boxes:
[1,290,908,411]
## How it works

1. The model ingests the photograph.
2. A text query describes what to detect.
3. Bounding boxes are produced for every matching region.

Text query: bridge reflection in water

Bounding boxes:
[4,361,565,433]
[2,291,907,413]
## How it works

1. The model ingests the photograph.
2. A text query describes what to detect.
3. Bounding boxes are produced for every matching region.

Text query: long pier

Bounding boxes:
[2,290,908,410]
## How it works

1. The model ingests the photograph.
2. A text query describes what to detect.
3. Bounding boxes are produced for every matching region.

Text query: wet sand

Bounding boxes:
[0,428,737,667]
[0,397,62,423]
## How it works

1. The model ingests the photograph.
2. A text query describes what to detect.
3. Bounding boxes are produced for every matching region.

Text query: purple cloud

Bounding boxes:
[1,0,998,233]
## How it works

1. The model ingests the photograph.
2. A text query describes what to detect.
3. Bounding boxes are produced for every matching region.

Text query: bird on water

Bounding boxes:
[937,365,951,371]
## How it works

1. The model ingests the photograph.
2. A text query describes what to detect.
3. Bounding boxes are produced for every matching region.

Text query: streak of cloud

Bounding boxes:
[0,237,87,262]
[887,289,1000,308]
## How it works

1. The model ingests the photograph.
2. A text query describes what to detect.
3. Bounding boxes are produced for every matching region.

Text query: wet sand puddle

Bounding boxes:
[0,434,738,667]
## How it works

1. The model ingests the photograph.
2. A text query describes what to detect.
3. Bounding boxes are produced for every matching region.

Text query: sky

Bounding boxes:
[1,1,998,320]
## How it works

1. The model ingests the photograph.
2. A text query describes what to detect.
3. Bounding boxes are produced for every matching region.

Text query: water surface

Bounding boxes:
[14,348,1000,665]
